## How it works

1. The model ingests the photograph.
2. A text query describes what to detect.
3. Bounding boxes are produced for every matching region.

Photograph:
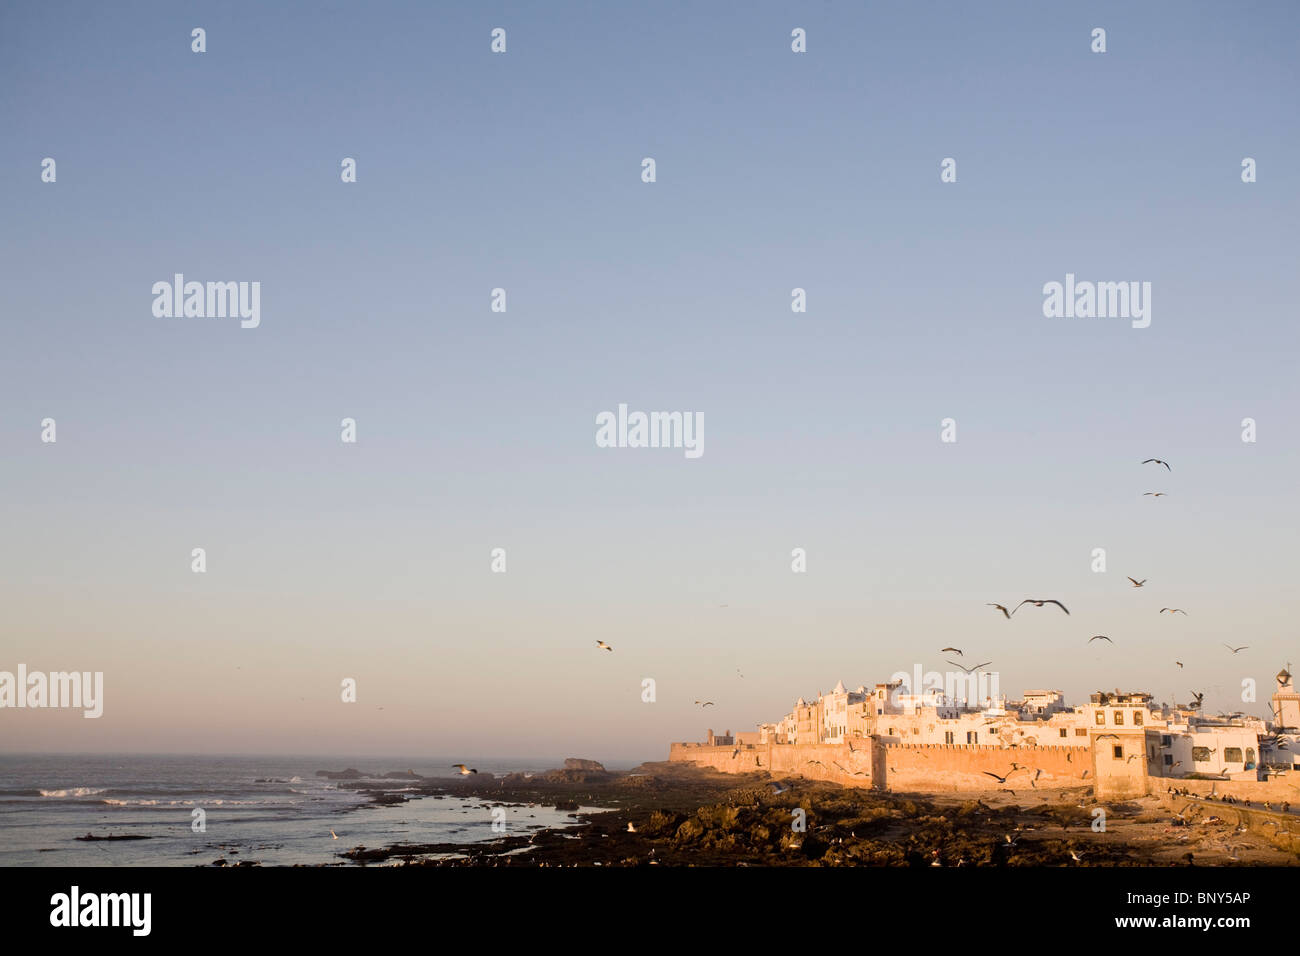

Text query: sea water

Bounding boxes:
[0,754,609,866]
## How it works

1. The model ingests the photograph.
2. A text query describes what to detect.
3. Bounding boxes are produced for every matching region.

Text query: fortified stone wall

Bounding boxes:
[1149,775,1300,802]
[884,743,1087,792]
[670,739,1088,791]
[668,741,875,786]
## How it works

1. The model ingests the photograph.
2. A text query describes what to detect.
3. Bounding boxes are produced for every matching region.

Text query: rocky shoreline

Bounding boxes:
[315,758,1241,867]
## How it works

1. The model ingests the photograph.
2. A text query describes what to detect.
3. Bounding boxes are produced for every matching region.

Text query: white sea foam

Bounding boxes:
[40,787,107,797]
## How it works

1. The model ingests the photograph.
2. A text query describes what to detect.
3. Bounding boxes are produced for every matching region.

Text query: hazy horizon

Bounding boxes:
[3,1,1297,761]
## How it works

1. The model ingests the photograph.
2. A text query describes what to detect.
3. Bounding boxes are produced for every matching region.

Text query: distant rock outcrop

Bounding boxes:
[542,765,612,784]
[563,758,607,772]
[315,768,364,780]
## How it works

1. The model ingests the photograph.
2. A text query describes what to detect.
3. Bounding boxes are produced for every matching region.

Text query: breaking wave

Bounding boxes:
[39,787,107,798]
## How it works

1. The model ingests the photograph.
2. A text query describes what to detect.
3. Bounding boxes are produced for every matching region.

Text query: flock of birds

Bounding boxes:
[942,458,1251,709]
[587,458,1256,732]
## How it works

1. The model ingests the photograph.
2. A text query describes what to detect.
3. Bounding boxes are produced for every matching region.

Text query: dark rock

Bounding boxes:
[564,758,607,772]
[75,833,151,841]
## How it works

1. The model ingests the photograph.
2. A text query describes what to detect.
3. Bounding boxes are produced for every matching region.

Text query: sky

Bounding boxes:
[1,1,1297,760]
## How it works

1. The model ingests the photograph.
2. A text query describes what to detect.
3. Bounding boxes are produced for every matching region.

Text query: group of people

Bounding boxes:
[1169,785,1292,813]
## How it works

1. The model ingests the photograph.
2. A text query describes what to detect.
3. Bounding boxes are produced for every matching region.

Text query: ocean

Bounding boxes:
[0,754,616,867]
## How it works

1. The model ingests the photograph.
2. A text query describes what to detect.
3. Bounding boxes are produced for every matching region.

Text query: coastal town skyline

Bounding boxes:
[4,1,1297,763]
[3,649,1293,760]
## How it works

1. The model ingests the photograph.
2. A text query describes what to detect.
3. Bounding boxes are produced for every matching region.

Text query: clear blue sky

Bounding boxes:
[1,1,1297,759]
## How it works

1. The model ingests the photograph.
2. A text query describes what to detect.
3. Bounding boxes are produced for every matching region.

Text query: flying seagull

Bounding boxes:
[941,647,963,655]
[1190,691,1204,708]
[1127,577,1146,588]
[1142,458,1172,471]
[1143,492,1167,497]
[947,660,992,674]
[1013,599,1069,615]
[986,603,1011,619]
[1089,635,1113,644]
[983,770,1017,784]
[451,764,478,775]
[1224,644,1249,654]
[596,641,613,652]
[695,700,715,707]
[1161,608,1188,615]
[330,829,339,840]
[1175,661,1184,668]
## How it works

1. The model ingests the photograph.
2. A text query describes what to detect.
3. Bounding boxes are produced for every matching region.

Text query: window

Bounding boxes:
[1075,728,1087,737]
[944,731,954,744]
[1094,712,1105,726]
[1163,755,1173,766]
[1113,711,1124,726]
[1161,735,1171,747]
[989,727,999,735]
[1246,748,1256,769]
[1192,746,1211,762]
[1059,728,1068,738]
[1224,748,1243,763]
[967,731,978,744]
[1133,711,1143,726]
[1113,745,1123,759]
